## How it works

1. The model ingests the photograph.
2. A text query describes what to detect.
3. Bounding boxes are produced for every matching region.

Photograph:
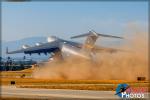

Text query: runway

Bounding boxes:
[1,86,149,99]
[1,86,119,99]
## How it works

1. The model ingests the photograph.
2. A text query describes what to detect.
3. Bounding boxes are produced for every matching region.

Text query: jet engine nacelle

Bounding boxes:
[47,36,57,42]
[61,44,90,59]
[22,45,30,49]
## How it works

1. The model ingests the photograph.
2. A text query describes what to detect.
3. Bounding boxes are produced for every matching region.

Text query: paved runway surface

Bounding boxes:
[1,86,149,99]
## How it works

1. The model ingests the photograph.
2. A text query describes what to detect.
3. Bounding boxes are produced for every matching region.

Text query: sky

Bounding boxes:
[2,1,148,42]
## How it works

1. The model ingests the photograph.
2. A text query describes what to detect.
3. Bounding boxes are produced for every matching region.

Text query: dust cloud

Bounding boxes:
[32,25,148,81]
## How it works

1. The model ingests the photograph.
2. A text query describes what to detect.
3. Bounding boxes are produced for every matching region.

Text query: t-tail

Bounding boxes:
[71,30,123,52]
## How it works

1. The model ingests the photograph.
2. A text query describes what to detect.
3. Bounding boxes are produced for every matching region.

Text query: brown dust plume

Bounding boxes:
[32,28,148,81]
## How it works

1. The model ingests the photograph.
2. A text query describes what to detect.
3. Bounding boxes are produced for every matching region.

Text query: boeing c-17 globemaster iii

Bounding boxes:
[6,30,124,61]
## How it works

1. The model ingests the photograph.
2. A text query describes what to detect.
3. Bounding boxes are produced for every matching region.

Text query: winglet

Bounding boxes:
[6,47,9,54]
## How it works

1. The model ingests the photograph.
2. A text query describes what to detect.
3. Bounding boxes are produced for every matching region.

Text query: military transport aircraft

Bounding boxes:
[6,30,124,60]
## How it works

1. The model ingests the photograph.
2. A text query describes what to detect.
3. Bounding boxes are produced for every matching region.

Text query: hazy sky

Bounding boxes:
[2,1,148,41]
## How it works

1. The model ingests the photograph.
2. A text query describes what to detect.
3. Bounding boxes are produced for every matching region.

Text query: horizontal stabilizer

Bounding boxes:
[71,30,123,39]
[71,33,90,39]
[97,33,123,39]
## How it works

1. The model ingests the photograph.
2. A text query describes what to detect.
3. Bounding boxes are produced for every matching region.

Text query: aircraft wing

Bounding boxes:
[93,46,126,53]
[6,48,25,54]
[6,41,59,55]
